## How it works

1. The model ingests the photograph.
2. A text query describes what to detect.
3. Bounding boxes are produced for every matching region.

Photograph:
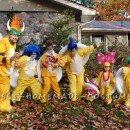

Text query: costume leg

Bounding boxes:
[105,86,112,104]
[100,86,105,99]
[30,79,42,100]
[27,86,32,94]
[50,76,62,100]
[67,73,77,101]
[0,76,12,111]
[11,79,27,101]
[76,71,84,100]
[40,77,51,103]
[124,76,130,106]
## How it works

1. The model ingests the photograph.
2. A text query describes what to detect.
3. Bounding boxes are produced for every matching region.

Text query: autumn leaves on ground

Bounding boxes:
[0,91,130,130]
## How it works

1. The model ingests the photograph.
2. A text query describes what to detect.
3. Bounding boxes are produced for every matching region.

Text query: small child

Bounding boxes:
[40,39,62,103]
[95,52,116,104]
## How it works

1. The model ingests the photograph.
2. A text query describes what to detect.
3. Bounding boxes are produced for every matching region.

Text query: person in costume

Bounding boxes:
[0,16,25,111]
[11,44,42,103]
[59,37,101,102]
[95,52,116,104]
[40,39,62,103]
[115,56,130,107]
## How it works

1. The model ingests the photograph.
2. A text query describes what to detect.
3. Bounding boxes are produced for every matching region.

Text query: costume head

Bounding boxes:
[83,82,100,101]
[103,62,110,67]
[23,44,41,60]
[97,52,116,67]
[44,38,54,51]
[87,87,96,96]
[7,16,25,36]
[67,37,78,52]
[126,56,130,64]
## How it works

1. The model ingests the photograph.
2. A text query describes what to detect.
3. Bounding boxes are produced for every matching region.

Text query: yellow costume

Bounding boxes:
[0,38,16,111]
[40,52,62,103]
[95,71,115,104]
[11,56,42,101]
[61,45,95,101]
[0,15,25,111]
[96,52,116,104]
[122,67,130,106]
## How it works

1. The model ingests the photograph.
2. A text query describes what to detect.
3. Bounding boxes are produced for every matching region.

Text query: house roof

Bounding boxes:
[0,0,96,15]
[82,21,130,32]
[49,0,96,15]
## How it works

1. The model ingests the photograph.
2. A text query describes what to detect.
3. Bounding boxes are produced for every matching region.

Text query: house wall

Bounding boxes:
[0,11,79,47]
[81,32,129,51]
[0,12,61,45]
[0,0,82,47]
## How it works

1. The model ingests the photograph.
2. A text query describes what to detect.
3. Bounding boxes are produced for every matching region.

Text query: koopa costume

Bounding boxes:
[82,81,100,102]
[95,52,116,104]
[59,37,101,101]
[115,56,130,107]
[11,45,42,102]
[0,16,24,111]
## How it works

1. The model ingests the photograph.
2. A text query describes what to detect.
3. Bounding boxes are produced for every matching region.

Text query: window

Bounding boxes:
[92,35,104,43]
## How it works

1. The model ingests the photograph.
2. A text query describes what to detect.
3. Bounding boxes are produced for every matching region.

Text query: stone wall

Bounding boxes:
[0,12,60,45]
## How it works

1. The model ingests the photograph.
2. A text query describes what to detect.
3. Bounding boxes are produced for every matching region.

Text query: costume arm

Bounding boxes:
[15,56,25,68]
[0,56,11,68]
[78,45,94,57]
[59,55,68,67]
[53,54,60,63]
[110,73,115,85]
[0,38,11,67]
[34,61,39,78]
[95,72,102,87]
[40,54,49,68]
[78,43,101,57]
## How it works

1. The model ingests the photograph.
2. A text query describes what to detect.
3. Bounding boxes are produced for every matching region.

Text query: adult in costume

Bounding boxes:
[59,37,101,102]
[40,39,62,103]
[11,45,42,102]
[115,56,130,107]
[0,16,24,111]
[95,52,116,104]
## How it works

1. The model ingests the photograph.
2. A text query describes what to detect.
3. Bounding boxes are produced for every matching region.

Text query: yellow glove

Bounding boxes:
[96,42,101,48]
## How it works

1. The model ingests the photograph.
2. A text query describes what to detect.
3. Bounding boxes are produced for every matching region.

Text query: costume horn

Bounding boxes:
[21,22,25,32]
[7,19,11,31]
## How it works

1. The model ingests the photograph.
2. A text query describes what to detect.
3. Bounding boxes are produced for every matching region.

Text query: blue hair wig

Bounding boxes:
[23,44,41,60]
[67,37,78,51]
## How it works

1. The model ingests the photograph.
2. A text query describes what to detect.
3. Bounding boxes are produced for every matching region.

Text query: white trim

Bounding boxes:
[51,0,96,15]
[82,28,130,32]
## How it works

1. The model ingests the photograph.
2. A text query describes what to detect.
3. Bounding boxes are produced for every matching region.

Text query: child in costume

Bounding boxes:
[95,52,116,104]
[59,37,101,102]
[115,56,130,107]
[40,39,62,103]
[11,44,42,103]
[0,16,25,111]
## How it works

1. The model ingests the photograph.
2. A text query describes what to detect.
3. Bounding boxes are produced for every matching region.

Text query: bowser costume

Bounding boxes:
[40,39,62,103]
[11,45,42,102]
[0,16,24,111]
[115,56,130,107]
[95,52,116,104]
[59,37,101,101]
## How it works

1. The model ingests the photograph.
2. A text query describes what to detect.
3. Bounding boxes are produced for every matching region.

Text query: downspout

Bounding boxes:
[77,20,95,42]
[77,24,82,42]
